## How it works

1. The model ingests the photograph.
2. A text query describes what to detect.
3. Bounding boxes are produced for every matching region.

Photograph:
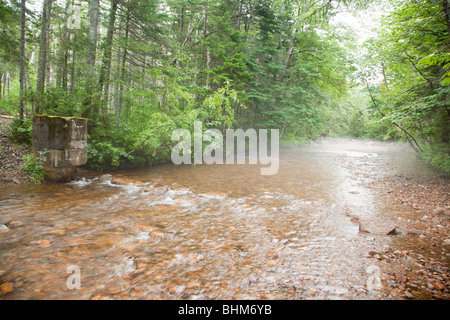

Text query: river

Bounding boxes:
[0,138,448,299]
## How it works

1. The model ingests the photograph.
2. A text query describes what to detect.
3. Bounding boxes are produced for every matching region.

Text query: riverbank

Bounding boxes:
[361,165,449,299]
[379,173,449,299]
[0,116,32,187]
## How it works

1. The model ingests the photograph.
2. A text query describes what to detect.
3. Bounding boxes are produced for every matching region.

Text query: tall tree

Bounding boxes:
[117,6,131,123]
[82,0,100,120]
[35,0,52,113]
[98,0,119,118]
[87,0,100,67]
[56,0,70,92]
[442,0,450,33]
[19,0,26,120]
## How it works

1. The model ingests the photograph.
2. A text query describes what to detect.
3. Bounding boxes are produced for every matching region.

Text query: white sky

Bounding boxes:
[331,6,386,45]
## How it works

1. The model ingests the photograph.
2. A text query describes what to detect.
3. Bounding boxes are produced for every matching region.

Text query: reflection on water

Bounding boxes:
[0,138,445,299]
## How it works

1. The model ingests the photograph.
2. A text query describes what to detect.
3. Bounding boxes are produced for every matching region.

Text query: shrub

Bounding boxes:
[21,154,46,184]
[8,118,32,145]
[419,144,450,175]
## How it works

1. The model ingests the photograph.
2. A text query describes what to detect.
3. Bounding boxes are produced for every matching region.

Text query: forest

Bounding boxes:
[0,0,449,173]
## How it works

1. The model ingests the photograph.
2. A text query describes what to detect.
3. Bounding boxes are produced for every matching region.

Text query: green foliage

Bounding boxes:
[0,99,18,115]
[9,0,447,174]
[419,144,450,175]
[0,0,20,66]
[88,139,126,170]
[356,0,450,173]
[85,107,206,170]
[42,88,80,117]
[7,118,32,145]
[202,82,244,128]
[21,154,46,184]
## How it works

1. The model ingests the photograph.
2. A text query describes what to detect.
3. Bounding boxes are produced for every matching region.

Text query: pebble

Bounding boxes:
[37,240,51,248]
[0,224,10,233]
[267,260,277,266]
[6,220,23,228]
[99,174,113,182]
[149,231,165,243]
[265,251,279,259]
[174,285,186,294]
[432,282,445,290]
[0,282,14,294]
[47,229,66,236]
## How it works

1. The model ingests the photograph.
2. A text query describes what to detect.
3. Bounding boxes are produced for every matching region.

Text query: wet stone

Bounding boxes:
[0,282,14,295]
[6,220,23,228]
[359,217,398,235]
[0,224,9,233]
[432,282,445,290]
[99,174,113,182]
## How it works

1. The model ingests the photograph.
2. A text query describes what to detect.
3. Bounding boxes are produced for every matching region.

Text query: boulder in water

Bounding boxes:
[359,217,398,235]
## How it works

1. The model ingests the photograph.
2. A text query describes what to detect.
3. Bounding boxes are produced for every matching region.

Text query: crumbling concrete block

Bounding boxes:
[32,115,87,182]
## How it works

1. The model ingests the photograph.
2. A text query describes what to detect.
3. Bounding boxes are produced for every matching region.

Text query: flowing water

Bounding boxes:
[0,138,447,300]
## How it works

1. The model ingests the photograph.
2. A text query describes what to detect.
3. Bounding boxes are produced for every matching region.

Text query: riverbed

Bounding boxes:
[0,138,448,299]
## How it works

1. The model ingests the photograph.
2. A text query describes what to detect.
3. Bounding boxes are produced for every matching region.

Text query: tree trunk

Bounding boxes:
[2,73,5,99]
[19,0,26,120]
[117,9,131,124]
[179,5,185,42]
[36,0,49,95]
[36,0,52,113]
[243,1,254,42]
[98,0,119,119]
[56,0,70,92]
[442,0,450,34]
[203,5,210,89]
[70,33,76,95]
[45,2,52,92]
[381,63,389,92]
[6,72,9,100]
[82,0,100,119]
[87,0,100,67]
[279,33,297,82]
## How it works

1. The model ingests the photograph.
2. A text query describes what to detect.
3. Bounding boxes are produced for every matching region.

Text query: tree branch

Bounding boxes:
[365,81,423,153]
[405,52,434,89]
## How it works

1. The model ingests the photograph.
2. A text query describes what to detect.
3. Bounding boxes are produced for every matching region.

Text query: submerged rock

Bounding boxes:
[359,217,398,235]
[6,220,23,228]
[0,282,14,295]
[99,174,113,182]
